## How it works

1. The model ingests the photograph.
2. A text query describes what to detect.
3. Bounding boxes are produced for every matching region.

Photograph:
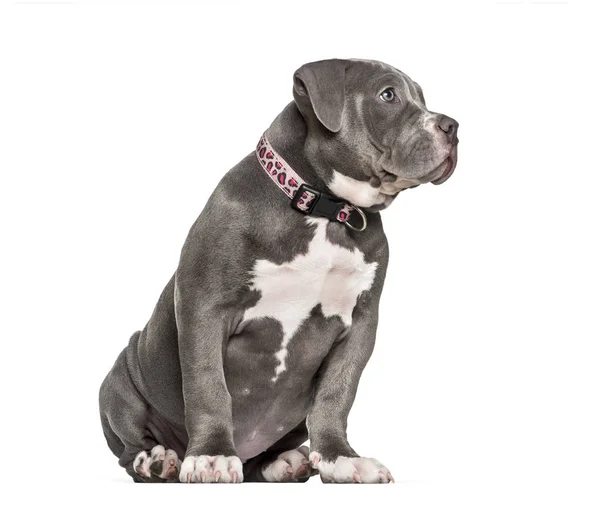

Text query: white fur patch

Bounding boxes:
[243,218,377,382]
[150,444,165,461]
[329,170,386,207]
[133,450,151,478]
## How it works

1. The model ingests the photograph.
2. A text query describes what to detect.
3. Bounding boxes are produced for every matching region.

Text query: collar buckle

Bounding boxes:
[291,183,345,220]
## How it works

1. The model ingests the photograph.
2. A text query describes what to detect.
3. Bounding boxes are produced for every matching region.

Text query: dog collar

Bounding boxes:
[255,133,367,231]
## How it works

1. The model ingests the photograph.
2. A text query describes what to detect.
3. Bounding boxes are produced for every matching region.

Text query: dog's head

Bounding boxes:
[293,59,459,210]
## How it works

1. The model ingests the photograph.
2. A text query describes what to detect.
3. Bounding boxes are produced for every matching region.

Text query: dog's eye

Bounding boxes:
[379,88,398,103]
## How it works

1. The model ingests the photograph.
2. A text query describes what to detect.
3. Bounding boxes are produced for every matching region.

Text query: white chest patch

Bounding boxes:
[242,218,378,382]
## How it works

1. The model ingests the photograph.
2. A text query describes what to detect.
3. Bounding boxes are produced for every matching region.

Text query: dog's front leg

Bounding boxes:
[307,295,395,484]
[175,275,243,483]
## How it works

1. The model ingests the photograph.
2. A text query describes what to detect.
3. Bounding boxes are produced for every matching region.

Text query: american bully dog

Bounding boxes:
[99,58,459,483]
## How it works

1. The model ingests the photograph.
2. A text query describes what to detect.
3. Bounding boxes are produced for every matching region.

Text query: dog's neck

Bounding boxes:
[265,102,331,194]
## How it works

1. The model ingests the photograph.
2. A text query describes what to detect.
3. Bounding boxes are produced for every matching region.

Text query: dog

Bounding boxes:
[99,58,459,484]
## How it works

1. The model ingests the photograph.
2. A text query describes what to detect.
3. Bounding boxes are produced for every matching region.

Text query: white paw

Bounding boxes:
[133,445,180,480]
[179,455,243,483]
[309,452,395,484]
[262,445,313,482]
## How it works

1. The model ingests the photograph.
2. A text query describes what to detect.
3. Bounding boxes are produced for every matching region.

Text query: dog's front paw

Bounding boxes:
[179,455,243,483]
[309,452,395,484]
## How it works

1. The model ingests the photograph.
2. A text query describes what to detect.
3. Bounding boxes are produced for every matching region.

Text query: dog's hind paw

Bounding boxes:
[261,445,315,482]
[179,455,243,483]
[309,452,395,484]
[133,445,181,481]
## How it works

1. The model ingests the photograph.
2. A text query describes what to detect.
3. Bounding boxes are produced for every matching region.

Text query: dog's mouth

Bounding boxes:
[377,142,458,195]
[430,145,458,185]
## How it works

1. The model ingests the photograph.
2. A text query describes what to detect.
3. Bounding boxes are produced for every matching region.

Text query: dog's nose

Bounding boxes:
[437,115,459,144]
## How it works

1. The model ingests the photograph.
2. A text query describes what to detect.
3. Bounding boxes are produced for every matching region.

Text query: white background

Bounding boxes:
[1,0,598,506]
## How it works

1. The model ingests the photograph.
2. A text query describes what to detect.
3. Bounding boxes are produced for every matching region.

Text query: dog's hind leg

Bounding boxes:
[99,345,182,483]
[131,445,181,482]
[242,421,316,482]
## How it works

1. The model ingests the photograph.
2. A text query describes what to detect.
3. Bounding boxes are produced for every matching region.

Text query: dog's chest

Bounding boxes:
[241,218,378,381]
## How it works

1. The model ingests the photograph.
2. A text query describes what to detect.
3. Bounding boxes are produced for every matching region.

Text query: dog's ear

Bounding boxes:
[293,59,347,133]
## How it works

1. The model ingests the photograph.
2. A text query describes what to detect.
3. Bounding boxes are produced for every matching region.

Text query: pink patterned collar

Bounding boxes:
[255,133,367,231]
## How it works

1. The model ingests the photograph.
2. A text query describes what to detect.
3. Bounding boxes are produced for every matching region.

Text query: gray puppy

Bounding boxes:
[99,58,458,484]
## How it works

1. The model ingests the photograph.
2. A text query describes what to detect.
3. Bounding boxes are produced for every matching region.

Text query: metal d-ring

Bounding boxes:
[343,205,367,232]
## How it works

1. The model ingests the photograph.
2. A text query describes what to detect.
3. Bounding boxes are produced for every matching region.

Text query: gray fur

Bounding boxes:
[99,58,458,482]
